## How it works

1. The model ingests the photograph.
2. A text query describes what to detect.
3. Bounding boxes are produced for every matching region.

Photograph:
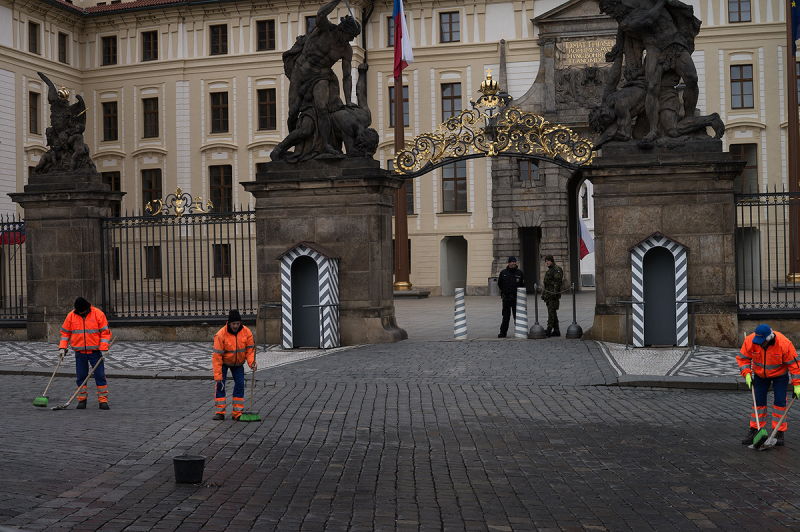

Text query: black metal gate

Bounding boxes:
[100,195,256,323]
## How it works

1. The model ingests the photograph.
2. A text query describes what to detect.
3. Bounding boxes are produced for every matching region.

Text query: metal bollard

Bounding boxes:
[565,283,583,339]
[514,287,528,339]
[454,288,467,340]
[528,284,547,339]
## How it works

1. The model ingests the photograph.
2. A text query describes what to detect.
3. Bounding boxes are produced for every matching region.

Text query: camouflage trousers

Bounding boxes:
[545,299,560,330]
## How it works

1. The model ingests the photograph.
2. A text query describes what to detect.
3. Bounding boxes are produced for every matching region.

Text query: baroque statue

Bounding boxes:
[592,0,725,149]
[33,72,96,175]
[271,0,378,162]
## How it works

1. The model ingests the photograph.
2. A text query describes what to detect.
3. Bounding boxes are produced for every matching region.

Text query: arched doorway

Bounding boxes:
[643,246,677,345]
[291,255,320,347]
[440,236,468,296]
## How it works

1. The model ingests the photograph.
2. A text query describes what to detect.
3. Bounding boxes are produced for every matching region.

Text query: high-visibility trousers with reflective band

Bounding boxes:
[751,373,789,431]
[215,364,245,418]
[75,350,108,403]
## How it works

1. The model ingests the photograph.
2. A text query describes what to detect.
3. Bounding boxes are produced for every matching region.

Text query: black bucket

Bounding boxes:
[173,455,206,484]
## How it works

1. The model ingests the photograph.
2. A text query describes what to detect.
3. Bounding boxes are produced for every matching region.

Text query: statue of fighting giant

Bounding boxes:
[594,0,724,149]
[33,72,96,174]
[272,0,378,162]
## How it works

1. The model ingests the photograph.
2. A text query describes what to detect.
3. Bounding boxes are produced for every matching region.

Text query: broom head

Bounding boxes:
[752,428,770,449]
[238,412,261,422]
[32,396,48,407]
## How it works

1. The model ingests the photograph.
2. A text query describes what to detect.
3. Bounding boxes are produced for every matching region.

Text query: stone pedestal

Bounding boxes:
[582,140,745,347]
[9,170,124,341]
[242,158,408,345]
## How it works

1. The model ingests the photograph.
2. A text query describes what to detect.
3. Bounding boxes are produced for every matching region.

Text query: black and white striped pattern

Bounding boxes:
[280,243,340,349]
[454,288,467,339]
[514,287,528,339]
[630,234,688,347]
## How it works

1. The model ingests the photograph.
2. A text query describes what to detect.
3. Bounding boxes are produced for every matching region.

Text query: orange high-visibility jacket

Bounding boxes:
[212,324,255,381]
[738,331,800,385]
[59,307,112,353]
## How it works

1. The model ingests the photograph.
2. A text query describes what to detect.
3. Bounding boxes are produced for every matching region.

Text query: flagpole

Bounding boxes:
[393,74,411,290]
[787,0,800,280]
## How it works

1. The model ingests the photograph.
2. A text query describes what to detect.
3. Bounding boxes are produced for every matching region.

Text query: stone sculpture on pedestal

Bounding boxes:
[32,72,96,175]
[593,0,725,149]
[271,0,378,162]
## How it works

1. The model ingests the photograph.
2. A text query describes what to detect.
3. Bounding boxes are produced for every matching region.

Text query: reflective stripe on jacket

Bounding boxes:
[58,307,111,352]
[737,331,800,385]
[213,323,255,381]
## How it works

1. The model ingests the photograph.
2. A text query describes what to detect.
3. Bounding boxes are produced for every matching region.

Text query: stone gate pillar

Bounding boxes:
[10,171,124,341]
[242,158,408,345]
[582,141,745,347]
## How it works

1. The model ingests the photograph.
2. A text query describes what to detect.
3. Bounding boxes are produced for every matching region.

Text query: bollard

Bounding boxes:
[514,287,528,339]
[528,283,547,339]
[565,283,583,339]
[454,287,467,340]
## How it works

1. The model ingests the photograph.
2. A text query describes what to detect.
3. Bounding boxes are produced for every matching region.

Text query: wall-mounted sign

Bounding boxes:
[557,39,615,68]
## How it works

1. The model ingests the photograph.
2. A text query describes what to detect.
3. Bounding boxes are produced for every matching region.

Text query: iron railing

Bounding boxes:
[0,215,26,323]
[735,188,800,317]
[100,208,257,323]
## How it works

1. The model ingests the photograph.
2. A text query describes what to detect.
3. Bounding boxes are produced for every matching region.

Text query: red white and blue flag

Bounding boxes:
[579,217,594,259]
[393,0,414,78]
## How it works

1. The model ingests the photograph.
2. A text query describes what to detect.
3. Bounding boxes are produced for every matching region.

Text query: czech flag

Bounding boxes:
[393,0,414,78]
[0,226,24,245]
[579,217,594,259]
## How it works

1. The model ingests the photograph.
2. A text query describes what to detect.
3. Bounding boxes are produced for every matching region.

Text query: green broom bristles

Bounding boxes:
[32,396,48,407]
[238,412,261,422]
[752,428,770,448]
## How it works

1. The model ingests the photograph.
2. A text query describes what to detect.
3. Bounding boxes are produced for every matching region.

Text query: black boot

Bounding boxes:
[551,329,561,337]
[76,400,87,410]
[741,427,757,444]
[213,414,225,421]
[498,332,506,338]
[99,403,109,410]
[777,430,785,446]
[545,327,552,337]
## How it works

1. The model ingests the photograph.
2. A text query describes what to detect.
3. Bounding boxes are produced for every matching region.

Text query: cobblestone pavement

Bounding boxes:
[4,340,800,531]
[598,342,741,377]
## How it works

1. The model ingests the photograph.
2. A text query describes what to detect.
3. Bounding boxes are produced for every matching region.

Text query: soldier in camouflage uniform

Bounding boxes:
[542,254,564,337]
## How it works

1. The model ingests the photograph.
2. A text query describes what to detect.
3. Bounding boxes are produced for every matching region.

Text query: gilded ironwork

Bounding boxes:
[145,187,212,218]
[393,70,593,176]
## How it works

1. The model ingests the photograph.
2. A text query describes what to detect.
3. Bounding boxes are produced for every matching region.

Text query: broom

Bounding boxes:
[32,350,66,407]
[52,337,114,411]
[751,379,770,449]
[238,356,260,422]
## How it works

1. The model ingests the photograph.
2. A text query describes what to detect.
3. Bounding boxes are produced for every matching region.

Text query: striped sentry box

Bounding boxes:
[454,287,467,340]
[278,242,341,349]
[629,232,688,347]
[514,287,528,339]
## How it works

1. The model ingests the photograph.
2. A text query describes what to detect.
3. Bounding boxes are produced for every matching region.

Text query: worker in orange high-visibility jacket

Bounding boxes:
[738,324,800,447]
[212,309,256,420]
[59,297,112,410]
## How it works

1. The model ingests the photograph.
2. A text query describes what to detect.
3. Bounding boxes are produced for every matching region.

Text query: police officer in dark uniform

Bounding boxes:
[542,254,564,337]
[497,256,524,338]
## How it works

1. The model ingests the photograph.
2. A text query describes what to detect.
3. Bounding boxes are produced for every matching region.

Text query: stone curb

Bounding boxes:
[618,375,748,390]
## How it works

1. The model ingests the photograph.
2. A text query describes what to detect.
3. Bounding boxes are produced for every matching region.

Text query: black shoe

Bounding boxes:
[99,403,109,410]
[498,333,506,338]
[742,427,757,444]
[545,327,552,337]
[551,329,561,337]
[777,431,785,446]
[213,414,225,421]
[76,400,86,410]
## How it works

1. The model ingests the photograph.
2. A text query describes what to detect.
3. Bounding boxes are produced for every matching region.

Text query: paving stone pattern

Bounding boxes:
[0,342,354,374]
[598,342,741,377]
[4,340,800,530]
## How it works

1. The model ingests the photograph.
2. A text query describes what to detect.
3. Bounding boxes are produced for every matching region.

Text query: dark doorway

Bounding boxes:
[643,247,677,345]
[291,256,320,347]
[519,227,541,292]
[440,236,468,296]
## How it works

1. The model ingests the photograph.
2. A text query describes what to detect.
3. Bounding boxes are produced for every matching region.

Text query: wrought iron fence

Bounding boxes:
[100,204,257,323]
[0,214,26,323]
[735,188,800,317]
